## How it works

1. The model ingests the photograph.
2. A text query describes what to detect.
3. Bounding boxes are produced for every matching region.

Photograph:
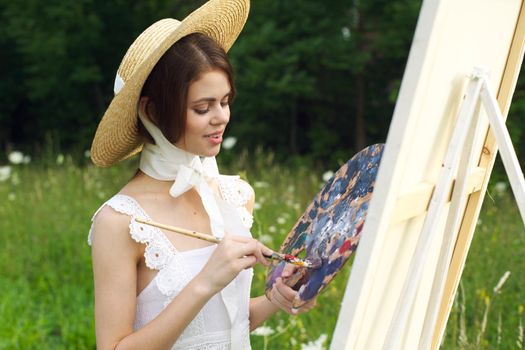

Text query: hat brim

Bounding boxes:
[91,0,249,167]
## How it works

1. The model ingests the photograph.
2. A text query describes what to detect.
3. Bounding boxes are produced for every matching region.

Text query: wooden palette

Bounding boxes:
[265,144,384,307]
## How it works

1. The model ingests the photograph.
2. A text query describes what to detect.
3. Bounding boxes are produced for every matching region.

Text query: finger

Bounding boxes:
[282,263,297,278]
[274,277,298,303]
[271,289,292,310]
[254,242,273,266]
[292,296,317,314]
[258,242,274,256]
[270,281,294,311]
[237,240,268,266]
[249,242,268,266]
[228,235,252,243]
[269,292,291,312]
[235,255,257,270]
[221,239,256,260]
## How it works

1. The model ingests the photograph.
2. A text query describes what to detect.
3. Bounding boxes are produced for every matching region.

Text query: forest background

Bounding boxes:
[2,0,525,349]
[2,0,525,166]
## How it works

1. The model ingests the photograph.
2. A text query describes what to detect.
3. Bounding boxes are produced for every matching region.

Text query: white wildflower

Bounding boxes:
[251,326,274,336]
[494,181,507,194]
[341,27,351,40]
[301,333,328,350]
[254,181,269,188]
[8,193,16,201]
[322,170,334,182]
[258,234,273,245]
[268,225,277,233]
[8,151,24,165]
[23,155,31,164]
[254,202,262,210]
[287,185,295,193]
[493,271,511,294]
[56,154,65,165]
[477,219,482,226]
[0,166,11,181]
[277,217,286,225]
[84,150,91,158]
[222,136,237,150]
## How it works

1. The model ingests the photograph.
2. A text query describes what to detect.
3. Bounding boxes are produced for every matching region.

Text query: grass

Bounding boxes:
[0,152,523,349]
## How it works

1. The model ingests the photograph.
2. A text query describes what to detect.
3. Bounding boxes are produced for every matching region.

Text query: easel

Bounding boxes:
[384,68,525,350]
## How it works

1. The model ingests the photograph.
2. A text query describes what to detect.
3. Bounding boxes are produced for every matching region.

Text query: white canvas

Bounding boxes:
[330,1,525,349]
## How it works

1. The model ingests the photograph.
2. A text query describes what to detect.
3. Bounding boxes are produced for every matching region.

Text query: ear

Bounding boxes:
[138,96,157,123]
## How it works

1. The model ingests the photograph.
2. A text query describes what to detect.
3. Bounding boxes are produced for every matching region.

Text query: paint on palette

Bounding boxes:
[265,143,384,307]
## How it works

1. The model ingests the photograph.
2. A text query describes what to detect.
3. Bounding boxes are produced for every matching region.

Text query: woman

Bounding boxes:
[88,0,315,349]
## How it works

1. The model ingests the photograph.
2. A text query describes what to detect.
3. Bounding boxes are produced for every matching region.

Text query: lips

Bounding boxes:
[204,130,224,146]
[204,131,223,139]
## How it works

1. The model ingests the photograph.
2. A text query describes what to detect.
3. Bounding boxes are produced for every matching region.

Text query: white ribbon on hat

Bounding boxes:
[138,110,225,237]
[114,73,125,95]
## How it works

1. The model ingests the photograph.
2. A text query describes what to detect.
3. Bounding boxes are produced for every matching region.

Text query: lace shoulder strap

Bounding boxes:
[87,194,176,270]
[215,175,254,229]
[216,175,253,207]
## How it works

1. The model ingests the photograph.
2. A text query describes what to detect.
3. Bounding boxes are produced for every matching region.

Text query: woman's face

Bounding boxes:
[175,69,231,157]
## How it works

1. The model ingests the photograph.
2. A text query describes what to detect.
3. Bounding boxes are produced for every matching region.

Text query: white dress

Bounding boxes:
[88,175,255,350]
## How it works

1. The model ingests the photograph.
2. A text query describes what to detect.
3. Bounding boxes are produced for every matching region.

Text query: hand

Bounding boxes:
[266,263,318,315]
[195,235,273,295]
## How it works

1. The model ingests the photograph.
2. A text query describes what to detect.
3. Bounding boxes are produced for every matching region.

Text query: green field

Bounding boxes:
[0,153,523,349]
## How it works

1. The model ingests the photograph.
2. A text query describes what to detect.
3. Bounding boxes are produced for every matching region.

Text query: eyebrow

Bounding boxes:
[191,92,232,104]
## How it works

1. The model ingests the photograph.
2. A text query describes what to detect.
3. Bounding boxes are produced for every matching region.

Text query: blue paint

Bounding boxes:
[266,144,385,306]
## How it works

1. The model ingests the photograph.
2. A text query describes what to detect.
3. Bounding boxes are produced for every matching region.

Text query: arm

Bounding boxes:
[91,207,264,350]
[246,185,317,329]
[249,296,279,330]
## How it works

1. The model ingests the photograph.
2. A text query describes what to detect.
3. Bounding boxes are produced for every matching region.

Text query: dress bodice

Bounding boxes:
[88,175,255,350]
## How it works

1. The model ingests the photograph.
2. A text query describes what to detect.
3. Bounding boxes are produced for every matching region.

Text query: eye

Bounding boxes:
[193,103,210,115]
[220,100,230,108]
[194,108,209,115]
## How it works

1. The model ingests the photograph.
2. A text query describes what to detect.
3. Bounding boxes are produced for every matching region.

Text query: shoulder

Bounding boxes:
[215,175,255,209]
[234,177,255,201]
[92,204,130,234]
[90,202,141,259]
[237,178,255,213]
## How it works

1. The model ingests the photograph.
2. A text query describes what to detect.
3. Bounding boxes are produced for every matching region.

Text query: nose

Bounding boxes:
[211,104,230,125]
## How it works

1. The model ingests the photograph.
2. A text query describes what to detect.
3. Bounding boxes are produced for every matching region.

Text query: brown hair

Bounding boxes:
[139,32,236,143]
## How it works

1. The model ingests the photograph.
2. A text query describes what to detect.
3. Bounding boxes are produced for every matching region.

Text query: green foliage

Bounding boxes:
[0,153,524,348]
[442,181,525,349]
[229,0,422,164]
[2,0,525,172]
[0,0,202,154]
[1,0,424,168]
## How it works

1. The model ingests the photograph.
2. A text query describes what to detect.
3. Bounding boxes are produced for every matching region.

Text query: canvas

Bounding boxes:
[330,1,525,349]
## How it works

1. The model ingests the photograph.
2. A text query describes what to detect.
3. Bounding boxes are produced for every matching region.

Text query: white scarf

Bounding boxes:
[138,111,225,237]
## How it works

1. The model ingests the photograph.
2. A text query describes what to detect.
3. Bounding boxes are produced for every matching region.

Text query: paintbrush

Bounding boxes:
[134,217,318,268]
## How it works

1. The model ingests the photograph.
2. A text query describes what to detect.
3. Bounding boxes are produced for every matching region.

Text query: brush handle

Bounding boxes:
[134,218,310,267]
[134,217,220,244]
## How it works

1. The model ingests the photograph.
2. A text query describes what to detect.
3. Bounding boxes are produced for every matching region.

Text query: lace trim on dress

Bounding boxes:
[216,176,254,229]
[90,194,207,340]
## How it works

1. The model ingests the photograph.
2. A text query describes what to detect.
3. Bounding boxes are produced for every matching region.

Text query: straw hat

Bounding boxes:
[90,0,250,167]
